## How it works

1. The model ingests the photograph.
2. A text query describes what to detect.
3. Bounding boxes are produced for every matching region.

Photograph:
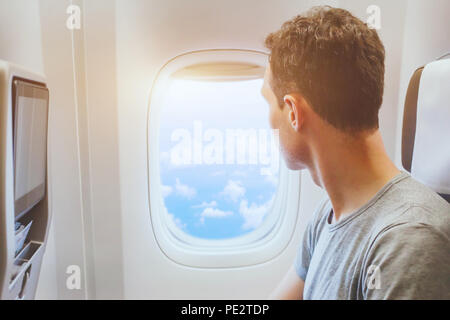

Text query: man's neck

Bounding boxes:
[309,130,400,223]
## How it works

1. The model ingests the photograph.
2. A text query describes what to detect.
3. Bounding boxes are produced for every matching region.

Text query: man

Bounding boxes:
[261,6,450,300]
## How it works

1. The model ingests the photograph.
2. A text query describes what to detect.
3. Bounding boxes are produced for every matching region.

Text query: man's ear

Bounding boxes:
[283,94,303,132]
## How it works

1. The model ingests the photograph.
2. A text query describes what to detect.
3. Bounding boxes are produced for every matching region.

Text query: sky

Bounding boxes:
[159,78,280,239]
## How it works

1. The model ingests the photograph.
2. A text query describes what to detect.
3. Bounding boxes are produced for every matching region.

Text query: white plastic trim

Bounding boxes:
[147,50,301,268]
[0,60,49,298]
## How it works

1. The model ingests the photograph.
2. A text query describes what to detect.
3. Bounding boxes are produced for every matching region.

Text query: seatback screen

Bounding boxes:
[12,79,49,217]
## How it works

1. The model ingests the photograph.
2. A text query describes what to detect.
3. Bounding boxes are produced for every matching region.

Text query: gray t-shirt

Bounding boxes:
[295,171,450,300]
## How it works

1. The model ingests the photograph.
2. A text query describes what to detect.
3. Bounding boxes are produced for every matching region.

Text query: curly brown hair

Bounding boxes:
[265,6,385,132]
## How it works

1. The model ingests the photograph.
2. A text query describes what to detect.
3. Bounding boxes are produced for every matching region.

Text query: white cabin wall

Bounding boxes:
[115,0,335,299]
[37,0,126,299]
[0,0,45,74]
[82,0,124,299]
[38,0,95,299]
[0,0,58,300]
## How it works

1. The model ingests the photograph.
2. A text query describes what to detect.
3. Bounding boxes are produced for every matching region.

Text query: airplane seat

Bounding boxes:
[402,53,450,203]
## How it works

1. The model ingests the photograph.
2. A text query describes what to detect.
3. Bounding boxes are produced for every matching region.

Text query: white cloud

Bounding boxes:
[239,196,274,230]
[175,178,196,199]
[192,200,217,209]
[199,207,233,224]
[167,213,187,230]
[220,180,246,202]
[161,184,173,198]
[264,173,278,186]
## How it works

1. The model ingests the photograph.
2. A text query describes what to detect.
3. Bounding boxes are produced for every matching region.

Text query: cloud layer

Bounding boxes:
[239,196,274,230]
[199,207,233,224]
[175,178,196,199]
[220,180,246,202]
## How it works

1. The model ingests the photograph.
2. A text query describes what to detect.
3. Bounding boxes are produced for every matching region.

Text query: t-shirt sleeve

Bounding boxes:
[294,198,329,281]
[362,217,450,300]
[294,218,314,281]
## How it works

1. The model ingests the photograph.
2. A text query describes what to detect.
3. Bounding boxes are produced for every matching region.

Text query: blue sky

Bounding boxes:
[159,78,279,239]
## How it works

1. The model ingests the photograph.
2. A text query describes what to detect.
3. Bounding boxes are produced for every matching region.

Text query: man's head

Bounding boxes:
[261,6,385,170]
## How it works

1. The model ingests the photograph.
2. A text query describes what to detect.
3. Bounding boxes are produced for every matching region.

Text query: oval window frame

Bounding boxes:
[147,49,301,268]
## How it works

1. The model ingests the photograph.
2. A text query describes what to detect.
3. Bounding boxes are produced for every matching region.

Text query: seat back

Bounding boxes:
[402,54,450,202]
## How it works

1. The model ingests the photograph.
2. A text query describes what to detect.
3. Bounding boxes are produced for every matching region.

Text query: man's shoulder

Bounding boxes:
[369,174,450,257]
[373,210,450,248]
[390,173,450,213]
[380,174,450,233]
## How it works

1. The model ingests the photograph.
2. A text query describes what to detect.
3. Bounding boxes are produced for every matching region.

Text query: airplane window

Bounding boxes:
[149,51,299,267]
[159,77,280,240]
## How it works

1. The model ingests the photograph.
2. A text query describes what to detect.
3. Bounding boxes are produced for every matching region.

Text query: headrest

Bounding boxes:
[402,56,450,202]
